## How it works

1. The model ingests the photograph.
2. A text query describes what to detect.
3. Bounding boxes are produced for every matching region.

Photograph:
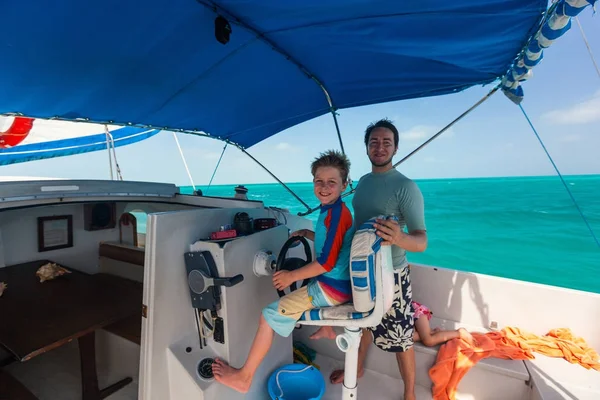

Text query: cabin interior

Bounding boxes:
[0,183,283,400]
[0,182,598,400]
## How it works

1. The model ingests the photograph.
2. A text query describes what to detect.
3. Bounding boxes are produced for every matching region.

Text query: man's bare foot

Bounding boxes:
[212,358,252,393]
[310,326,337,340]
[458,328,476,346]
[329,367,365,384]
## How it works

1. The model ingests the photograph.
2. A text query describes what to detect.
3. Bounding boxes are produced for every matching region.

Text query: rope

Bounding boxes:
[172,132,196,191]
[519,104,600,249]
[109,134,123,180]
[575,17,600,80]
[275,365,313,399]
[298,84,501,216]
[206,143,227,193]
[103,125,123,180]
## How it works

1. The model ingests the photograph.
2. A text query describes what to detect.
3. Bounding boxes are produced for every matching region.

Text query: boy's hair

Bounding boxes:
[364,118,399,148]
[310,150,351,183]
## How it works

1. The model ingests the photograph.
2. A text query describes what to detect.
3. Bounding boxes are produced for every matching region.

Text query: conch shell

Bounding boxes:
[36,262,71,283]
[0,282,6,297]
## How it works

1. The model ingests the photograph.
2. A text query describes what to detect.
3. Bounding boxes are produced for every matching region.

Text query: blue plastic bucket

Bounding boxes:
[267,363,325,400]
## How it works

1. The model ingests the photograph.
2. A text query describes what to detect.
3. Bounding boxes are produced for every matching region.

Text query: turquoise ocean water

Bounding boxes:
[138,175,600,294]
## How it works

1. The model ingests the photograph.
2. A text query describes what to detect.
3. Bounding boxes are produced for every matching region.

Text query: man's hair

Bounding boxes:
[310,149,351,183]
[364,118,399,147]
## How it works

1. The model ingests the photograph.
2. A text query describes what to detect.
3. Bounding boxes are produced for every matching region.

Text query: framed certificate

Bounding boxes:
[37,215,73,252]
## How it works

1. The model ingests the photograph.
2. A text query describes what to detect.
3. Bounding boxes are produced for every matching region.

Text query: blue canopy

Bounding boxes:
[0,0,587,148]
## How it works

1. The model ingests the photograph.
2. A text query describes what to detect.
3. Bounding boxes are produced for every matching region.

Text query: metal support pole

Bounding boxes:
[313,79,354,190]
[336,327,362,400]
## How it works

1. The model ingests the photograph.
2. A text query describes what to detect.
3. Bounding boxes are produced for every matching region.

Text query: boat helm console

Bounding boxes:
[147,207,297,399]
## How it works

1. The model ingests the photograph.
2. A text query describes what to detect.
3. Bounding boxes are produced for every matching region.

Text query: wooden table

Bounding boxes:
[0,260,143,400]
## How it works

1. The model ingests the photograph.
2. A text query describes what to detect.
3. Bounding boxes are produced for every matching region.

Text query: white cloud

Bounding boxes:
[542,90,600,125]
[399,125,455,142]
[274,142,306,153]
[399,126,429,141]
[275,142,293,150]
[559,134,581,143]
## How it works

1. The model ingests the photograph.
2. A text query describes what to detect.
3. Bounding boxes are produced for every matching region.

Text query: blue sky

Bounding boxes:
[2,12,599,186]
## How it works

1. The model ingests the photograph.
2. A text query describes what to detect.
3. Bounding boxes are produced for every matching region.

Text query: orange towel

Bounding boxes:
[429,327,600,400]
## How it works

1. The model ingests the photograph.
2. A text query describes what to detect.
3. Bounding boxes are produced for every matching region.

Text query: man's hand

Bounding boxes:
[374,218,405,246]
[374,218,427,252]
[273,270,296,291]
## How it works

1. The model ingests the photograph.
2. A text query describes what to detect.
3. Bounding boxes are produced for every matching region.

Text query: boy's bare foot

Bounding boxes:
[458,328,476,346]
[404,392,417,400]
[212,358,252,393]
[310,326,337,340]
[329,367,365,384]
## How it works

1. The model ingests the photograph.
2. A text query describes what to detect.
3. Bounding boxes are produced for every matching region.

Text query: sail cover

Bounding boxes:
[502,0,597,104]
[0,117,160,166]
[0,0,594,148]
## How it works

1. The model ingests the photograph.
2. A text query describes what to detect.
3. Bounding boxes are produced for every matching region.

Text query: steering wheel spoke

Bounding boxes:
[275,236,313,298]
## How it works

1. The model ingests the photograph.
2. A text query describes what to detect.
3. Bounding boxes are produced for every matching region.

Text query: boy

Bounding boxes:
[213,149,355,393]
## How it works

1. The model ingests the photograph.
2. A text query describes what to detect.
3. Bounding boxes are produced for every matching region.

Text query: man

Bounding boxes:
[330,118,427,400]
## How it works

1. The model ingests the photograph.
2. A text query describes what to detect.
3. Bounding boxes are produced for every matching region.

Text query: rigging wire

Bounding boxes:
[237,145,312,211]
[298,84,502,216]
[519,103,600,249]
[206,143,227,193]
[172,132,196,191]
[575,16,600,80]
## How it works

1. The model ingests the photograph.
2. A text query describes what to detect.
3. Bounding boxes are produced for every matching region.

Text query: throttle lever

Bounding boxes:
[213,274,244,288]
[188,270,244,295]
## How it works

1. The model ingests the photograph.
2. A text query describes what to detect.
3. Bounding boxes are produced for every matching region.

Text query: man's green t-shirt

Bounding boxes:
[352,169,426,270]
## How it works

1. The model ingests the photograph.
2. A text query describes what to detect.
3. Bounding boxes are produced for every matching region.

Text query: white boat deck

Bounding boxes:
[4,341,435,400]
[316,354,432,400]
[527,354,600,400]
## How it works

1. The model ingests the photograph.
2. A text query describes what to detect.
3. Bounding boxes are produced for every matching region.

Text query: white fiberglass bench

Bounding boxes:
[293,216,396,400]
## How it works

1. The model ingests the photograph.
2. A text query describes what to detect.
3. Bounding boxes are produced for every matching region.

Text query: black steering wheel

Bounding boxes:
[275,235,313,297]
